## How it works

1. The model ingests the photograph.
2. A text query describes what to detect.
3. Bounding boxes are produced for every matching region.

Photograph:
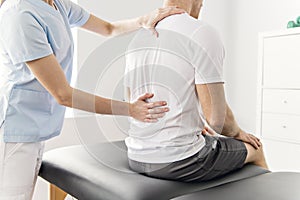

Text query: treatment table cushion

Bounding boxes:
[174,172,300,200]
[39,141,299,200]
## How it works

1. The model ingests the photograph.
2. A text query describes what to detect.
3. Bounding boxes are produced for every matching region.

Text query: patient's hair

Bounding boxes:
[164,0,196,3]
[164,0,201,9]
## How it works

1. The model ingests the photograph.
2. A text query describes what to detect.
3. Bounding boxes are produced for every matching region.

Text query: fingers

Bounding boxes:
[201,128,211,136]
[144,107,169,120]
[160,6,186,17]
[132,93,170,123]
[148,107,169,114]
[251,135,261,145]
[138,93,154,101]
[202,129,208,135]
[235,131,262,150]
[143,111,167,123]
[246,134,261,150]
[148,6,185,37]
[151,28,159,37]
[146,113,166,119]
[202,126,218,136]
[156,7,185,22]
[144,104,169,122]
[250,134,261,145]
[249,137,259,149]
[206,126,218,135]
[144,118,158,123]
[146,101,168,109]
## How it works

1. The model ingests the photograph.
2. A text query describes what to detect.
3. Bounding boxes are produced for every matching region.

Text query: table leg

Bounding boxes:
[49,184,68,200]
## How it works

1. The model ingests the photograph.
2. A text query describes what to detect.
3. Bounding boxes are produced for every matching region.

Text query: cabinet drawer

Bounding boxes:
[263,34,300,88]
[263,139,300,172]
[261,113,300,143]
[262,89,300,115]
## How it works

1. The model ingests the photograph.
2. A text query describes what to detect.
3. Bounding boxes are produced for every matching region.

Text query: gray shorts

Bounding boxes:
[128,135,247,182]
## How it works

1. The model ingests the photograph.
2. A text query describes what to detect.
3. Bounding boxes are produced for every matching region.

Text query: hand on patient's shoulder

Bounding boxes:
[141,6,185,37]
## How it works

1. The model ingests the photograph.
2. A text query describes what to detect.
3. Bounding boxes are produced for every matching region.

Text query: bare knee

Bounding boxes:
[244,142,268,170]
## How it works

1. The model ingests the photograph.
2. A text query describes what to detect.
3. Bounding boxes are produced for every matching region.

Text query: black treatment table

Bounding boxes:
[39,141,300,200]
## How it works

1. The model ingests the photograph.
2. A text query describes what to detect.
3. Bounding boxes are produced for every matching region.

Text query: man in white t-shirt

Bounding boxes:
[124,0,268,182]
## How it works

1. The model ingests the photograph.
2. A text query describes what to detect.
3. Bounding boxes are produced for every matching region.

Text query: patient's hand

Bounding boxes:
[129,93,169,123]
[235,130,262,149]
[202,125,219,136]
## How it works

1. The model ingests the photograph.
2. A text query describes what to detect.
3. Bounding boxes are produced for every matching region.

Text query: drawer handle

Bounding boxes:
[282,125,287,129]
[283,100,288,104]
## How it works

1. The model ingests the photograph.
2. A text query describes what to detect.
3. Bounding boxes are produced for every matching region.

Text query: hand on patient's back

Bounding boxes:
[141,6,185,37]
[235,130,262,149]
[129,93,169,123]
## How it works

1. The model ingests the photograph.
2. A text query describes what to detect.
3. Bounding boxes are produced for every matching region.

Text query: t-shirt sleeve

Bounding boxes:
[2,12,53,65]
[191,25,225,84]
[60,0,90,27]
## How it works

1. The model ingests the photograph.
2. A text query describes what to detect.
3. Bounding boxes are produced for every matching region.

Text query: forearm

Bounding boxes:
[62,87,130,116]
[82,15,142,37]
[109,17,143,37]
[206,104,240,137]
[220,104,240,137]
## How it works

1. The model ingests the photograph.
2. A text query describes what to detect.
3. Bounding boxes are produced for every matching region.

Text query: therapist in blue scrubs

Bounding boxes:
[0,0,183,198]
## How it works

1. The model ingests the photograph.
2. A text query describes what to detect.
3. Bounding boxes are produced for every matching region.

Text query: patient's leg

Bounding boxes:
[244,142,268,170]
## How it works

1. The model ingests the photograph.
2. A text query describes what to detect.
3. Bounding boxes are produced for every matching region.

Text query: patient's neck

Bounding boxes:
[163,1,192,15]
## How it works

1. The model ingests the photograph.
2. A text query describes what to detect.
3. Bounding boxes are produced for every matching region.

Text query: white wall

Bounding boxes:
[201,0,300,133]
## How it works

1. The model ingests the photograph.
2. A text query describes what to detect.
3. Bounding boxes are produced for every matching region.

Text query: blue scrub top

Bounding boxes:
[0,0,90,142]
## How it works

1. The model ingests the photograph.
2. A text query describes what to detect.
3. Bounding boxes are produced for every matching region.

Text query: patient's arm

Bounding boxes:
[196,83,240,137]
[197,83,261,149]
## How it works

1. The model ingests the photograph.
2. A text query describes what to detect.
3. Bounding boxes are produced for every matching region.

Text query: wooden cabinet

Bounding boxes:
[257,28,300,172]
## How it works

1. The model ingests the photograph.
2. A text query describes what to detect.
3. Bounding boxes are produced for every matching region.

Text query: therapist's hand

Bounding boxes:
[140,6,185,37]
[129,93,169,123]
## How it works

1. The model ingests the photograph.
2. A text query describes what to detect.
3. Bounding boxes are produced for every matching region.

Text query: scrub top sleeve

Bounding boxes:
[61,0,90,27]
[3,12,53,65]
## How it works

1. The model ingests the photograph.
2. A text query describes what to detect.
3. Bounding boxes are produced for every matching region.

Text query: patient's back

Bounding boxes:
[124,13,225,163]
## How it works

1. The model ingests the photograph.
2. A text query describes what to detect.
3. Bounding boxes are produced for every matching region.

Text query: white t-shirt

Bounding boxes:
[124,13,225,163]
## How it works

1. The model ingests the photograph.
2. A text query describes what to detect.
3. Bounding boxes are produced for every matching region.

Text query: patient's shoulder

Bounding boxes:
[191,23,224,56]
